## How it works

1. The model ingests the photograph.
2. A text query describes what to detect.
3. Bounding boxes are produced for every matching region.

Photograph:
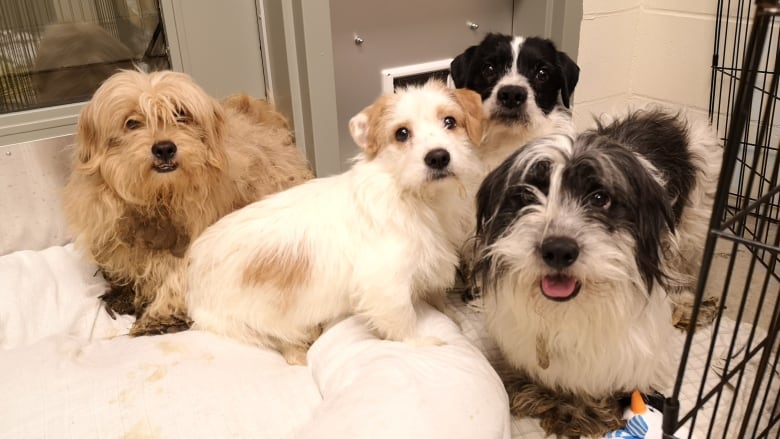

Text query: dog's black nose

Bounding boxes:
[540,237,580,269]
[152,141,177,161]
[424,148,450,170]
[497,85,528,109]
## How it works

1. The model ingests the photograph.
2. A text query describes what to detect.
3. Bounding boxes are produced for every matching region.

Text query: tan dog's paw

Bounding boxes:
[130,314,192,336]
[280,345,309,366]
[278,326,322,365]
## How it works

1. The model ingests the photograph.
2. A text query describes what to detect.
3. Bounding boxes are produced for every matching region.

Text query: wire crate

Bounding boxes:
[664,1,780,437]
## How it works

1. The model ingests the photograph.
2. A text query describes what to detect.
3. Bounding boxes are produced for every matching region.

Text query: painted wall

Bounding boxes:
[573,0,720,129]
[574,0,779,203]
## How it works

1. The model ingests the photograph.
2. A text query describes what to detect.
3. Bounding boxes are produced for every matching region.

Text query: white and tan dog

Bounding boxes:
[62,70,313,335]
[186,81,485,364]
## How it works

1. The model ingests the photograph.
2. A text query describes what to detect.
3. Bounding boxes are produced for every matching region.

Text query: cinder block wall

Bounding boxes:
[573,0,719,129]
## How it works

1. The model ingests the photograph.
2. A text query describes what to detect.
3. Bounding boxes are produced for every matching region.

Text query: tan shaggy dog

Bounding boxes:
[62,70,313,335]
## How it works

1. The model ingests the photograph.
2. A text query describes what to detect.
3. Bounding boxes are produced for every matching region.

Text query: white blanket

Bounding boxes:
[0,245,511,439]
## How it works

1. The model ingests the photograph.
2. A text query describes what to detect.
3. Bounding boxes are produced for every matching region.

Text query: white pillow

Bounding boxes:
[301,307,512,439]
[0,241,511,439]
[0,135,73,255]
[0,286,511,439]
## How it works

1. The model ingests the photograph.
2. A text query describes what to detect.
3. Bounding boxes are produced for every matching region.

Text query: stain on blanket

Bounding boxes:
[156,340,215,362]
[122,421,160,439]
[156,341,187,355]
[145,364,167,383]
[110,387,132,404]
[110,365,167,405]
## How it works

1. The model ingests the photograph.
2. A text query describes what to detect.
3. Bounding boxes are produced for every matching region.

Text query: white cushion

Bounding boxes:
[0,244,511,439]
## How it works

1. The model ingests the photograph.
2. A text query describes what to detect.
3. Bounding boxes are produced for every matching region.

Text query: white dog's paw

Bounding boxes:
[281,347,308,366]
[403,336,446,347]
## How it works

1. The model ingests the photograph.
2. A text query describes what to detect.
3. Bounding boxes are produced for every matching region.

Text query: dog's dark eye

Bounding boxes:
[125,119,141,130]
[522,184,545,204]
[175,109,192,124]
[588,190,611,209]
[535,67,549,83]
[395,127,410,142]
[509,186,537,205]
[482,63,496,81]
[443,116,457,130]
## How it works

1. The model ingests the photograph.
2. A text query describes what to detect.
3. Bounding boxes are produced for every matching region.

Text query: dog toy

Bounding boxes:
[603,390,690,439]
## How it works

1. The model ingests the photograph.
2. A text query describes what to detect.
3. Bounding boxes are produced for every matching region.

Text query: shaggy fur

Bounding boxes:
[499,365,624,436]
[186,81,486,365]
[472,108,722,436]
[62,69,313,336]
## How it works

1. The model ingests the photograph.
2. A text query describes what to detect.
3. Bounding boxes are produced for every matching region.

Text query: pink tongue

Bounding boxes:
[541,275,577,298]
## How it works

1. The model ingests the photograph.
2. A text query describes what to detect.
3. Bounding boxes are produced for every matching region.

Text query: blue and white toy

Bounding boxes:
[603,390,690,439]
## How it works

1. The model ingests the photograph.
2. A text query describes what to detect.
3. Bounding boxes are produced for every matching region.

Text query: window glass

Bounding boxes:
[0,0,170,113]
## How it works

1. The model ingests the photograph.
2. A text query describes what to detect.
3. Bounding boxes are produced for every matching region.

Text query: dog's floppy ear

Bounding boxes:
[472,154,520,283]
[594,144,676,292]
[350,94,395,158]
[451,88,484,146]
[632,170,677,292]
[349,104,379,157]
[450,45,477,88]
[209,97,226,142]
[74,101,101,165]
[556,51,580,108]
[205,97,229,168]
[475,157,516,238]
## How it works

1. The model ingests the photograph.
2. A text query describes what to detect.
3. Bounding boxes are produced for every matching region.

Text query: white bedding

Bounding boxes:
[0,245,511,439]
[4,244,772,439]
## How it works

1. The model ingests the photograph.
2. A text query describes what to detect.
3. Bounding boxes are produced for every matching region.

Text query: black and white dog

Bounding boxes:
[450,33,580,170]
[472,109,722,435]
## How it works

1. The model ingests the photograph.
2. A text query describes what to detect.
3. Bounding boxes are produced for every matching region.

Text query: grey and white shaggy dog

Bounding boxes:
[471,108,722,436]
